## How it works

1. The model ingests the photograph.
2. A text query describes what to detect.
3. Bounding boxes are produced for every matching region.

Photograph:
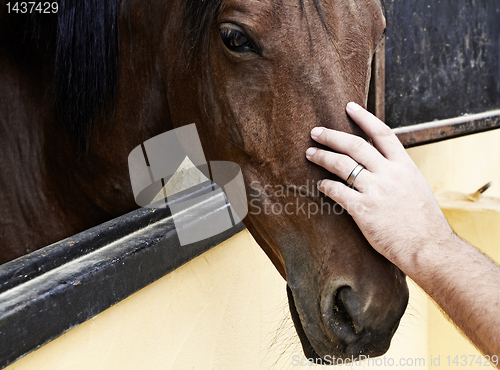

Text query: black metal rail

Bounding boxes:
[0,182,245,369]
[395,110,500,148]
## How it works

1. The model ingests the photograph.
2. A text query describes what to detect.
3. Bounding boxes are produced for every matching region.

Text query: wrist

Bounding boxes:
[392,224,458,287]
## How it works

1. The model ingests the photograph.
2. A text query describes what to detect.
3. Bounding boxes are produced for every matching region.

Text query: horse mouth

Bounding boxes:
[287,285,323,361]
[286,284,399,364]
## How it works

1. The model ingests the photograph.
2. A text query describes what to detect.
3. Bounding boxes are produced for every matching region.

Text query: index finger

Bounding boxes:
[346,102,406,161]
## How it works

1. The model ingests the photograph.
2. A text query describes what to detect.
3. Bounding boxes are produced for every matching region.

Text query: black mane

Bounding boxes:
[54,0,121,150]
[182,0,224,67]
[20,0,212,152]
[20,0,121,152]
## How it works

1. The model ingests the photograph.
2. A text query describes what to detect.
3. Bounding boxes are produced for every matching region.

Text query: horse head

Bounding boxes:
[0,0,408,361]
[159,0,409,361]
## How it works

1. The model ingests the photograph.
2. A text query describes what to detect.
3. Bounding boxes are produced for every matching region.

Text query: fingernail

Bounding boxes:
[311,127,325,139]
[317,179,323,188]
[305,147,318,158]
[347,102,361,111]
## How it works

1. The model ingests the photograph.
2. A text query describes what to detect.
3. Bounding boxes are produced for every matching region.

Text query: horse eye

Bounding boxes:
[220,27,256,53]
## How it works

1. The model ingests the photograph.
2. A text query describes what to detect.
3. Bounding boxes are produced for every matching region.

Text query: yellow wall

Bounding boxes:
[408,128,500,369]
[6,129,500,370]
[6,229,428,370]
[407,129,500,198]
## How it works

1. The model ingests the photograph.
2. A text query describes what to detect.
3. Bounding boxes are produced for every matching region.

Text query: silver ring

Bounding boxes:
[346,164,365,187]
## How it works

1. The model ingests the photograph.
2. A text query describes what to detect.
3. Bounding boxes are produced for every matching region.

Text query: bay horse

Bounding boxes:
[0,0,408,362]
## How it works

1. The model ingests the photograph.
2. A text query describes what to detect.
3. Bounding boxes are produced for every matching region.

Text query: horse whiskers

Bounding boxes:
[262,299,306,370]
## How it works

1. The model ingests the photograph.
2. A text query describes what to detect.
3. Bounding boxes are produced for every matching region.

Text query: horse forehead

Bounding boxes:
[222,0,384,24]
[221,0,385,51]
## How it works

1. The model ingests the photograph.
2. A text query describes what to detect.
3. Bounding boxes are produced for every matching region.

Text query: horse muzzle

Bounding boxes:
[287,271,409,364]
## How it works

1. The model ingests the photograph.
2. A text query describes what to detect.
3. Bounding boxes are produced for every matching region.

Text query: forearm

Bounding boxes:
[401,232,500,362]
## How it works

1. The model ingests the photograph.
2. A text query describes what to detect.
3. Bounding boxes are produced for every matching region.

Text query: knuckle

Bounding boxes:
[323,181,338,197]
[321,128,333,141]
[314,149,327,163]
[321,130,338,148]
[347,137,366,152]
[375,123,393,137]
[337,155,352,170]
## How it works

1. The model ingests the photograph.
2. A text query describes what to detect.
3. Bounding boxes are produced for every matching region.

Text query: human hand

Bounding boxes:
[305,102,454,270]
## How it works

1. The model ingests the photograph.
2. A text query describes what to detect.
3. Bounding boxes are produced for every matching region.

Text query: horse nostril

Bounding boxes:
[338,287,365,329]
[319,277,402,358]
[327,286,360,345]
[321,280,365,346]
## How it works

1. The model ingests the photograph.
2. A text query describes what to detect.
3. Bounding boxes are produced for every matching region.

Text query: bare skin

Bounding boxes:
[306,102,500,365]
